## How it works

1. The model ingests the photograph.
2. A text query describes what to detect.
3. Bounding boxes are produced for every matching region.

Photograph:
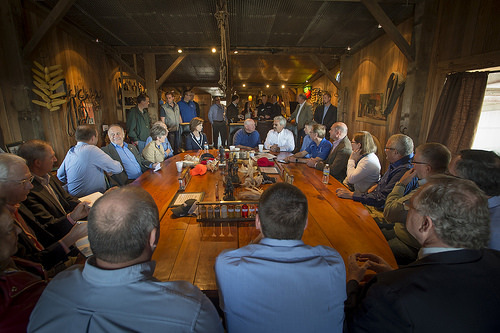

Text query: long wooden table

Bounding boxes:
[133,151,397,294]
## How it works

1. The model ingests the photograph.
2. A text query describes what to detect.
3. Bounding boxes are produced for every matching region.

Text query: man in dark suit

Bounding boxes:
[345,175,500,333]
[313,92,337,140]
[226,94,240,123]
[307,122,351,181]
[18,140,90,240]
[289,93,313,147]
[101,124,150,185]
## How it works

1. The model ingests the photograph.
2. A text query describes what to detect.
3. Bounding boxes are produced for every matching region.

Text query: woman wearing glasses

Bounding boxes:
[343,131,381,192]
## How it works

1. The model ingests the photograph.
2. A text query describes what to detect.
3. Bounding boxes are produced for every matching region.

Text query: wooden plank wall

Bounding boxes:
[20,1,121,161]
[421,0,500,143]
[311,19,412,169]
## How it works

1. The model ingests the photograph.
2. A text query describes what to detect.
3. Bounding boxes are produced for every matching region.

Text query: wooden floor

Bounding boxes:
[133,150,397,293]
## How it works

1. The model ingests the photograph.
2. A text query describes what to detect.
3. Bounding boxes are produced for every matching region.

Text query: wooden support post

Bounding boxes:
[156,55,186,89]
[310,55,341,91]
[144,53,158,122]
[23,0,76,57]
[399,0,439,145]
[361,0,414,62]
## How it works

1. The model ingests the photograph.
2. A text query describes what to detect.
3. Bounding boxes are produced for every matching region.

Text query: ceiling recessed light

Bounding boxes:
[305,80,309,83]
[243,84,246,87]
[234,50,238,54]
[266,84,270,88]
[378,24,382,29]
[347,46,351,51]
[211,47,217,53]
[281,84,285,89]
[177,49,183,53]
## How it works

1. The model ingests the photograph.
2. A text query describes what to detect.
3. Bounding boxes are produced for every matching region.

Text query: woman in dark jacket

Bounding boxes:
[185,117,208,151]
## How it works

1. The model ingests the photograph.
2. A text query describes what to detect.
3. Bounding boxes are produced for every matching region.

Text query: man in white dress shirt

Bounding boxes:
[264,116,295,152]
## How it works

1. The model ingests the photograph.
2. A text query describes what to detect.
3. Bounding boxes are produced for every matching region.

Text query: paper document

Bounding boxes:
[79,192,103,207]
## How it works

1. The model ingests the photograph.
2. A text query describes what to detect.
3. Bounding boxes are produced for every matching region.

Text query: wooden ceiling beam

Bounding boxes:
[23,0,77,57]
[155,55,186,90]
[113,46,341,56]
[310,55,341,90]
[361,0,414,62]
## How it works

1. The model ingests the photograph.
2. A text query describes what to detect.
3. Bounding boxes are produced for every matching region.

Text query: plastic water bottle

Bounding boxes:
[322,164,330,184]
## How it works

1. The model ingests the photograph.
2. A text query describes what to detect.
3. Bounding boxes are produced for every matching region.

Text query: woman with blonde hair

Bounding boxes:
[343,131,381,192]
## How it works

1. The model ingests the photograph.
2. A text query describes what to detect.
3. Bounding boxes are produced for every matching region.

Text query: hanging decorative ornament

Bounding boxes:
[31,60,67,111]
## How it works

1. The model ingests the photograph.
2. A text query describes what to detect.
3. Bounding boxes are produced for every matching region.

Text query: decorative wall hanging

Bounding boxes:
[356,93,386,124]
[31,61,67,111]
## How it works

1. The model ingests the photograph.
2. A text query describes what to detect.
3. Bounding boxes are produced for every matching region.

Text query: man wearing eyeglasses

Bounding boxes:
[345,176,500,332]
[0,154,87,272]
[382,143,451,264]
[336,134,417,210]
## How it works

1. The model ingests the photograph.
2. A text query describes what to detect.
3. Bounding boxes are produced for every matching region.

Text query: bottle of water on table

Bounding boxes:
[322,164,330,184]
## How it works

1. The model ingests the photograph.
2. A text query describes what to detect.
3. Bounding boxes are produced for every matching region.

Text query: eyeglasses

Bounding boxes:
[0,176,34,186]
[411,160,428,166]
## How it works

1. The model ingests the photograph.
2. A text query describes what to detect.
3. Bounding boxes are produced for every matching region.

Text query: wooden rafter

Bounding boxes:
[156,55,186,89]
[361,0,414,62]
[23,0,77,57]
[310,55,341,90]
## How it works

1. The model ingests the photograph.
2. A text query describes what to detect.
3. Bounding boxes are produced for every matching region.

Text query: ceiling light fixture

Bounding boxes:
[211,47,217,53]
[347,46,351,51]
[266,84,270,88]
[177,49,183,53]
[234,50,238,54]
[281,84,285,89]
[243,84,246,87]
[378,24,382,29]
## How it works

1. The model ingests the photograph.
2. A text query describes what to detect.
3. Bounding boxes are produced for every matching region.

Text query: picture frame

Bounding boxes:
[6,141,24,155]
[356,93,386,124]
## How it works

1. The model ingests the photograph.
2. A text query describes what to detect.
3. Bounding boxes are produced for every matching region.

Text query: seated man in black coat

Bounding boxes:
[101,124,151,185]
[0,154,87,272]
[345,175,500,333]
[18,140,89,240]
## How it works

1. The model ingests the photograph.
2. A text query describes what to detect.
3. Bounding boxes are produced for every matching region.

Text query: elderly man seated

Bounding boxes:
[233,118,261,149]
[0,199,47,333]
[57,125,122,197]
[29,187,223,332]
[0,154,87,272]
[336,134,417,210]
[102,124,153,185]
[264,116,295,153]
[18,140,90,240]
[345,175,500,332]
[382,142,451,265]
[307,122,352,182]
[285,124,332,163]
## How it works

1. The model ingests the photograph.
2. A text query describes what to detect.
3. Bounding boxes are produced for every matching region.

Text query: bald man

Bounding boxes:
[29,187,223,333]
[233,118,261,149]
[307,122,352,182]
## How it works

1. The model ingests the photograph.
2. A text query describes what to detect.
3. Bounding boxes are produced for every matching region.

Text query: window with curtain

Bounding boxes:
[471,72,500,155]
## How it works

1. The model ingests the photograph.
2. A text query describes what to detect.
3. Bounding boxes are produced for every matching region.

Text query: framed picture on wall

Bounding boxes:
[6,141,24,155]
[357,93,386,124]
